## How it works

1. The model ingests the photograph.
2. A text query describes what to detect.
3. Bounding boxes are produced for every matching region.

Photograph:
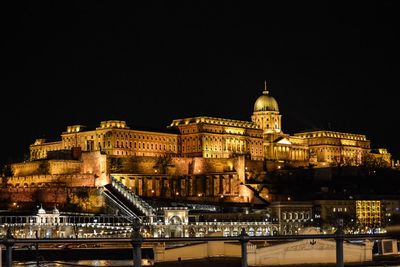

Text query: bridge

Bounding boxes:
[1,224,398,267]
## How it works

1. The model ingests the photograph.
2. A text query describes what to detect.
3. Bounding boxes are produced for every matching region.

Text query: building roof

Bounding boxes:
[253,85,279,112]
[170,116,258,129]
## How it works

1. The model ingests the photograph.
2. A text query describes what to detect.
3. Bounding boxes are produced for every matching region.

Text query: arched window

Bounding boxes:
[248,228,255,236]
[169,216,182,225]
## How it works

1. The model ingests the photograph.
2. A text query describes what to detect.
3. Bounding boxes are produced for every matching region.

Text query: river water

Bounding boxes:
[14,260,137,266]
[12,259,400,267]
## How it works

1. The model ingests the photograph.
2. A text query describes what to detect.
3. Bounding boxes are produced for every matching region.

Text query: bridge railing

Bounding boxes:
[1,226,396,267]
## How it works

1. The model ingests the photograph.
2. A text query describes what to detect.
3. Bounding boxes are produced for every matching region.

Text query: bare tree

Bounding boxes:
[1,164,13,188]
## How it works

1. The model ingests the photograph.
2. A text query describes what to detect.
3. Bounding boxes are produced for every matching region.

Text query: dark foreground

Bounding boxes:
[154,257,400,267]
[3,248,400,266]
[2,247,152,262]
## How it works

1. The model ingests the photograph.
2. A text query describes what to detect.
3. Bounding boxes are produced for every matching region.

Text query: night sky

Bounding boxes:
[2,1,399,164]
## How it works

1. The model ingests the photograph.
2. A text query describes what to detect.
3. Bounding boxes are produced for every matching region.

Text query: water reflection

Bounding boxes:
[14,260,135,266]
[14,262,400,267]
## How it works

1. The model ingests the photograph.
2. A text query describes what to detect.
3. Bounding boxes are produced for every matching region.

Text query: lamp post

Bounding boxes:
[239,228,249,267]
[131,219,143,267]
[4,228,14,267]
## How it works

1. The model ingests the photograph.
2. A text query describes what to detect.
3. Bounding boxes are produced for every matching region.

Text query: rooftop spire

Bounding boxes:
[263,80,269,95]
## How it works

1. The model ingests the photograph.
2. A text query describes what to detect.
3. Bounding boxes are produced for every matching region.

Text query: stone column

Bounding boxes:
[213,175,220,195]
[138,178,143,196]
[155,178,160,197]
[161,178,166,197]
[206,175,212,196]
[239,228,249,267]
[335,219,344,267]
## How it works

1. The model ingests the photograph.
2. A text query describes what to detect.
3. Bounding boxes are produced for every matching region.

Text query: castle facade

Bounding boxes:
[29,84,390,168]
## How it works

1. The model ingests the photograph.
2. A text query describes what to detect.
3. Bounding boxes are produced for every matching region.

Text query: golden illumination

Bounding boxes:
[356,200,381,228]
[277,138,291,145]
[27,85,391,171]
[253,88,279,112]
[225,127,245,135]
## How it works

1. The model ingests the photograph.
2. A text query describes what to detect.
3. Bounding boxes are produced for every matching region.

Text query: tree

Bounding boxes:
[64,192,79,212]
[51,176,67,206]
[37,161,49,174]
[154,156,174,174]
[32,189,45,206]
[325,211,359,234]
[1,164,13,177]
[75,188,90,212]
[362,152,390,170]
[110,157,123,173]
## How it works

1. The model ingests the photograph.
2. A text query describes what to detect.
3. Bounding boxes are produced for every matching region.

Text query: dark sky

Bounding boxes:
[2,1,399,164]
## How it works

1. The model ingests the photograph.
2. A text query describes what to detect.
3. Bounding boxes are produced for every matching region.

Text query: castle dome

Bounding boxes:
[253,84,279,112]
[38,205,46,214]
[53,206,59,214]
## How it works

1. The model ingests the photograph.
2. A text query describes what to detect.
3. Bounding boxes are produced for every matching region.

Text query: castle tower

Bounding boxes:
[251,82,282,134]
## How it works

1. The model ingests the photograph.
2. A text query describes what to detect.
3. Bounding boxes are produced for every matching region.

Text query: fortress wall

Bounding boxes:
[12,160,82,176]
[244,160,264,172]
[0,187,104,212]
[0,187,68,203]
[12,161,40,176]
[192,157,236,174]
[116,157,201,176]
[48,161,82,174]
[7,174,95,187]
[81,151,108,186]
[110,156,264,177]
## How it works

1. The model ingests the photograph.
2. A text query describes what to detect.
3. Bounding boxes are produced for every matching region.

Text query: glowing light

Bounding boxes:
[277,138,291,145]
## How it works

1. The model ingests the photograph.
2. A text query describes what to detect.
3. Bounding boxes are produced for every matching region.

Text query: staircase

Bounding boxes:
[102,188,139,222]
[245,184,270,204]
[103,176,156,221]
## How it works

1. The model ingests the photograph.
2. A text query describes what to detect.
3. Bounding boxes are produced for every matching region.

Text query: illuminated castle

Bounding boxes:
[29,83,390,167]
[7,83,392,205]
